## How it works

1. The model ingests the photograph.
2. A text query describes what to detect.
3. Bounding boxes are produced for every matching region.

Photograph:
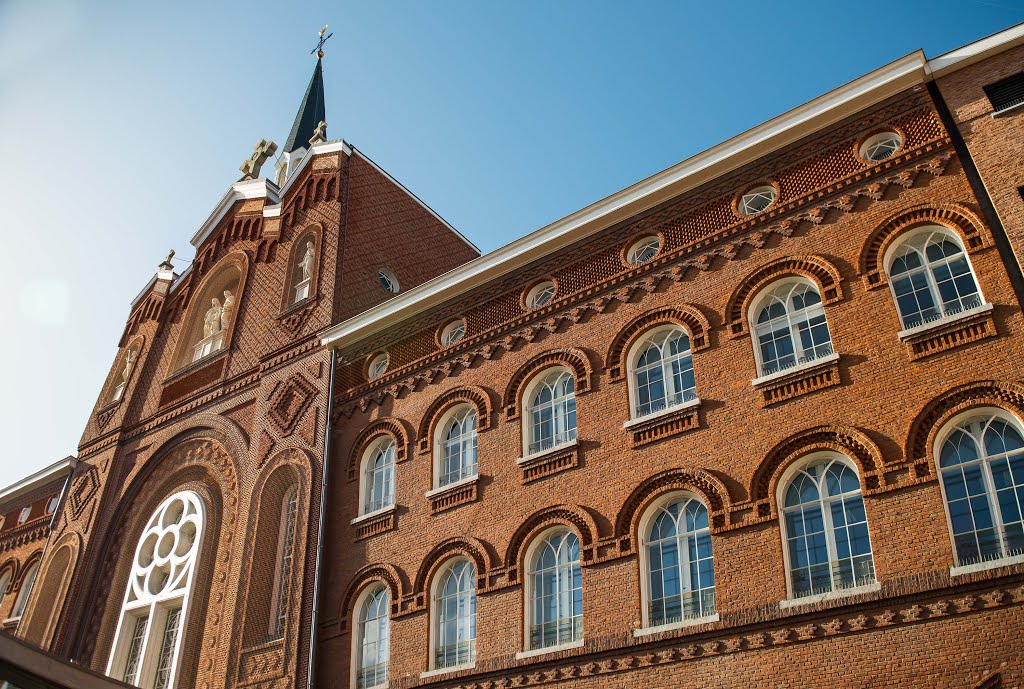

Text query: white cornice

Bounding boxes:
[275,139,352,198]
[926,21,1024,78]
[189,178,281,248]
[0,456,75,505]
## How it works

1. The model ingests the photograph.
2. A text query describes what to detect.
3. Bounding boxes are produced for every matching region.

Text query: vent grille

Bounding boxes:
[983,72,1024,113]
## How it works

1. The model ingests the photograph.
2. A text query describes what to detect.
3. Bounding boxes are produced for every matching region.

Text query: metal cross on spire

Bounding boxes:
[311,25,333,58]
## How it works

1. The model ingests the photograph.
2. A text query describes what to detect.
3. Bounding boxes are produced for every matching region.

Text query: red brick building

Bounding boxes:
[9,23,1024,689]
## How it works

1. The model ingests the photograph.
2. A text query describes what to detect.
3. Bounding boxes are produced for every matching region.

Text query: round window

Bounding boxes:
[738,185,777,215]
[378,269,399,294]
[525,281,555,309]
[440,319,466,346]
[626,236,661,265]
[860,131,902,162]
[368,353,389,380]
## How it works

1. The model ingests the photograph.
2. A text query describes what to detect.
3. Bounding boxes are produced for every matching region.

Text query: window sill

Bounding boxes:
[419,664,476,679]
[633,613,719,638]
[351,505,396,525]
[425,474,479,498]
[779,581,880,609]
[2,616,20,630]
[991,101,1024,118]
[623,397,701,429]
[950,552,1024,577]
[516,439,579,465]
[426,476,480,514]
[751,352,840,387]
[897,302,993,340]
[514,639,584,661]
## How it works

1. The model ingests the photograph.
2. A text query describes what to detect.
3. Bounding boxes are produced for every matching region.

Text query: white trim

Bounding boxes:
[0,456,75,505]
[991,100,1024,118]
[262,205,282,218]
[275,140,351,197]
[349,583,390,689]
[896,302,993,340]
[632,613,720,638]
[350,504,396,526]
[779,581,881,609]
[431,404,479,489]
[427,557,477,671]
[425,474,478,498]
[514,639,584,661]
[130,275,161,308]
[925,22,1024,78]
[624,324,699,420]
[519,367,578,459]
[624,398,701,429]
[189,178,280,248]
[515,438,579,465]
[950,552,1024,577]
[419,664,476,679]
[750,352,840,387]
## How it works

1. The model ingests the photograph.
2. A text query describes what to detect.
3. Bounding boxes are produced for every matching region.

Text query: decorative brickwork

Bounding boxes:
[604,306,711,381]
[346,419,411,481]
[754,357,842,406]
[427,478,479,514]
[502,348,593,420]
[518,444,580,484]
[901,307,997,360]
[416,386,493,454]
[626,404,701,447]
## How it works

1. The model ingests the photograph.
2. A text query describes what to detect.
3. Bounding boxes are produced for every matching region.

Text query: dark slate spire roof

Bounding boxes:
[283,57,326,153]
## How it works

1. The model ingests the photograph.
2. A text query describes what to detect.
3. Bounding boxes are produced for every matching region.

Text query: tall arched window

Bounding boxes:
[269,485,298,640]
[526,529,582,651]
[525,369,577,455]
[106,491,204,689]
[436,406,478,488]
[641,493,715,628]
[354,587,390,689]
[936,411,1024,567]
[885,227,983,330]
[10,561,39,620]
[629,327,696,418]
[432,559,476,670]
[0,569,11,614]
[361,438,396,515]
[779,455,874,600]
[750,279,833,377]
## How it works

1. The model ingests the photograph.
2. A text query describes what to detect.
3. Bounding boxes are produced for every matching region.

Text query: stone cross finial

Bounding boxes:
[308,120,328,146]
[158,250,175,272]
[239,139,279,181]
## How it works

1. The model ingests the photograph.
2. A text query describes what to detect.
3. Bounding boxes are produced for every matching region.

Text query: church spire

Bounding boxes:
[283,26,332,153]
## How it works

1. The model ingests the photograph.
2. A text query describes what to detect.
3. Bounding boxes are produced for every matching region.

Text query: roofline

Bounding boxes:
[189,177,281,248]
[320,23,1024,353]
[0,456,76,505]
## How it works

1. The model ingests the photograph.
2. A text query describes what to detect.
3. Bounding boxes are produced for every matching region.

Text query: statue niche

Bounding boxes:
[170,254,248,372]
[293,240,316,303]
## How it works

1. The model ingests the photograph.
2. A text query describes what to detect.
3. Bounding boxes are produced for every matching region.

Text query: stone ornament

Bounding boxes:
[308,120,328,146]
[221,289,236,330]
[300,241,315,282]
[238,139,278,181]
[203,298,223,339]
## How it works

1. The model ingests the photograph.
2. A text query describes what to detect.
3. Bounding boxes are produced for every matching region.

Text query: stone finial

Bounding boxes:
[157,249,176,280]
[158,250,175,272]
[308,120,328,146]
[239,139,279,181]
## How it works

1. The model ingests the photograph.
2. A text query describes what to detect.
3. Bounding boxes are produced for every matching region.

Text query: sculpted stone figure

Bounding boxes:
[122,349,137,384]
[221,290,236,330]
[204,298,223,338]
[300,241,315,282]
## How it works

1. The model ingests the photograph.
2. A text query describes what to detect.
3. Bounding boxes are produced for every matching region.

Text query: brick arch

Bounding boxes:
[604,306,711,382]
[346,418,411,481]
[502,348,593,420]
[860,202,989,289]
[0,557,17,589]
[21,532,80,647]
[412,536,495,598]
[614,468,732,543]
[338,563,406,630]
[906,381,1024,471]
[14,550,43,590]
[724,255,844,337]
[504,505,600,585]
[416,386,494,454]
[750,426,883,516]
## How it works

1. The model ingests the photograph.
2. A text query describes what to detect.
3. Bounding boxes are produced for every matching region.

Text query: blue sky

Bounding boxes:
[0,0,1020,487]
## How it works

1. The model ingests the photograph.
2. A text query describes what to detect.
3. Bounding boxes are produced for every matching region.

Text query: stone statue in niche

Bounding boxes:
[112,348,137,401]
[204,298,223,338]
[221,290,236,329]
[300,241,315,282]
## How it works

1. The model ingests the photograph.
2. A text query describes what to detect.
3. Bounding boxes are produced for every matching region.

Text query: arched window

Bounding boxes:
[106,491,204,688]
[629,327,696,418]
[750,279,833,377]
[105,341,141,405]
[436,406,478,488]
[885,227,984,330]
[10,561,38,619]
[641,493,715,628]
[779,455,874,600]
[526,529,582,651]
[354,587,390,689]
[269,485,298,640]
[936,411,1024,567]
[361,438,396,515]
[431,559,476,670]
[0,569,11,613]
[525,369,577,455]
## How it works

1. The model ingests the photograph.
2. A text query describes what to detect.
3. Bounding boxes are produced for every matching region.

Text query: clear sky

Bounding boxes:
[0,0,1020,488]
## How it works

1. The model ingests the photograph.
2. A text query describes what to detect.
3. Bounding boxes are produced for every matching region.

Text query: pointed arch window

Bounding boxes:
[269,485,298,640]
[436,406,478,488]
[937,411,1024,567]
[629,326,696,418]
[750,279,833,377]
[525,529,582,650]
[431,559,476,670]
[354,587,390,689]
[885,227,984,331]
[641,493,715,628]
[10,561,38,620]
[525,369,577,455]
[779,455,875,600]
[106,491,204,688]
[361,438,396,515]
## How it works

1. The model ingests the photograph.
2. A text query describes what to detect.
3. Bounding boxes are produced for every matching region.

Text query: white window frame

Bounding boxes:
[933,408,1024,573]
[367,354,389,380]
[378,269,400,294]
[45,496,59,515]
[521,367,578,459]
[859,131,902,162]
[0,570,11,613]
[738,185,777,215]
[17,507,31,525]
[9,561,38,621]
[106,490,204,689]
[268,485,298,640]
[433,405,479,489]
[748,277,834,379]
[776,452,876,603]
[636,491,717,632]
[520,527,583,655]
[626,325,698,420]
[626,236,661,265]
[359,437,396,516]
[427,558,477,672]
[350,585,390,689]
[883,225,987,334]
[440,319,466,347]
[525,281,556,310]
